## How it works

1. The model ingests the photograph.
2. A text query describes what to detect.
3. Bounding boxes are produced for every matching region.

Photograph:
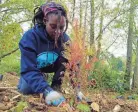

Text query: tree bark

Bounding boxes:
[79,0,82,28]
[72,0,76,23]
[83,0,88,38]
[133,38,138,88]
[90,0,95,46]
[125,0,134,90]
[97,0,104,58]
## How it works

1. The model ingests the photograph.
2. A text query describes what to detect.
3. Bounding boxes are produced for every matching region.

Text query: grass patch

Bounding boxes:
[0,50,20,75]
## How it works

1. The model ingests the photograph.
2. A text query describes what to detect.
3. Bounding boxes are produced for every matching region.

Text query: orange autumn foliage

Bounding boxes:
[84,56,98,70]
[62,21,98,92]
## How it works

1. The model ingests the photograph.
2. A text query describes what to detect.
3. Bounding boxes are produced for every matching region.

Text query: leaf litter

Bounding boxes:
[0,72,138,112]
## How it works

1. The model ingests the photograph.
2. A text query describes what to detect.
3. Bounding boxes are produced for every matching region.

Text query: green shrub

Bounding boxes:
[89,60,125,93]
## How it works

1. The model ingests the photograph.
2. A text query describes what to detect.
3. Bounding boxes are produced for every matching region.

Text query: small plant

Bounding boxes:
[76,103,91,112]
[62,21,97,98]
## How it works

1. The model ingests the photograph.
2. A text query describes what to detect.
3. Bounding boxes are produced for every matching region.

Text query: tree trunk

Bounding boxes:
[79,0,82,28]
[72,0,76,23]
[83,0,88,38]
[97,0,104,58]
[133,38,138,88]
[125,0,134,90]
[90,0,95,46]
[0,0,1,11]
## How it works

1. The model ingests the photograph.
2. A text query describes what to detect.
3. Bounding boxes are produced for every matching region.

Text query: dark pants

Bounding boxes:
[40,56,68,88]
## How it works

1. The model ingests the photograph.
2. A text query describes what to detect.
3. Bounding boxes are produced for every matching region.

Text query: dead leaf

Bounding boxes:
[91,102,99,112]
[113,104,121,112]
[0,103,6,110]
[3,96,10,102]
[65,89,70,94]
[0,101,16,111]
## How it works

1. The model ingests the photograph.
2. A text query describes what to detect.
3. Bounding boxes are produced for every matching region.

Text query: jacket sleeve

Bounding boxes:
[19,30,50,93]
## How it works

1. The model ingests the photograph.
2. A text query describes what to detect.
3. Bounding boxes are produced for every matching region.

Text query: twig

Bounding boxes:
[8,89,21,95]
[0,87,17,91]
[0,48,19,60]
[11,94,21,101]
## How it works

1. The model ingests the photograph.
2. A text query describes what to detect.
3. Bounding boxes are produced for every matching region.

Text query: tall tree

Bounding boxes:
[133,38,138,88]
[97,0,104,58]
[125,0,135,89]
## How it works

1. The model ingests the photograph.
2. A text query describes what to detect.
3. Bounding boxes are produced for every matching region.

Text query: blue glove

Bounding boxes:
[44,87,65,106]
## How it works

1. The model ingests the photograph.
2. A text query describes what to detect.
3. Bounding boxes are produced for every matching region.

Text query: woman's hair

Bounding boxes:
[32,2,68,32]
